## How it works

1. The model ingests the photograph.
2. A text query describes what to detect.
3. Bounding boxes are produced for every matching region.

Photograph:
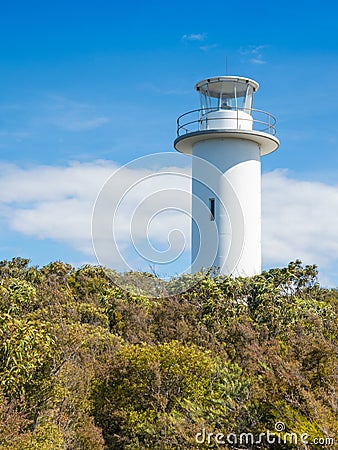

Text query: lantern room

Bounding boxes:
[195,76,259,132]
[196,76,258,113]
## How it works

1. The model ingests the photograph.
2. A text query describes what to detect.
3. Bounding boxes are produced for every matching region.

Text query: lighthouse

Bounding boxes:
[174,75,279,276]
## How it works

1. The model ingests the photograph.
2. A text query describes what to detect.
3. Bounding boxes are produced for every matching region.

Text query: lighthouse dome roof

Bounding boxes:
[195,76,259,98]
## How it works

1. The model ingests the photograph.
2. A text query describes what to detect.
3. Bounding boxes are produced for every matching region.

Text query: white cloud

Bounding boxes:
[0,161,116,203]
[262,169,338,269]
[0,161,118,255]
[0,162,338,283]
[250,58,266,65]
[182,33,207,42]
[0,160,191,272]
[199,44,218,52]
[240,45,267,65]
[181,33,217,52]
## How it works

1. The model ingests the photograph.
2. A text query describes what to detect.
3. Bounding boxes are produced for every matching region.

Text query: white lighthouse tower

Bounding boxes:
[174,75,279,276]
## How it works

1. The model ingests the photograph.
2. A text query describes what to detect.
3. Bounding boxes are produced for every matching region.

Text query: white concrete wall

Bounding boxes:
[191,138,261,276]
[200,109,253,131]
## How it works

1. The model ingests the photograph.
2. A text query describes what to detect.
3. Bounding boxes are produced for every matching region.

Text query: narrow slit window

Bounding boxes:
[209,198,215,221]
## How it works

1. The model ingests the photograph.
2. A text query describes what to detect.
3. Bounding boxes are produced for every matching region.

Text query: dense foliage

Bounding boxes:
[0,258,337,449]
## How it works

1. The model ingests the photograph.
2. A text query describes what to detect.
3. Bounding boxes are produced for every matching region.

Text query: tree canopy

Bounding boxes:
[0,258,337,449]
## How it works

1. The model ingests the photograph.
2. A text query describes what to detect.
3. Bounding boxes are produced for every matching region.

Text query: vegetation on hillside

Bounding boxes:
[0,258,337,449]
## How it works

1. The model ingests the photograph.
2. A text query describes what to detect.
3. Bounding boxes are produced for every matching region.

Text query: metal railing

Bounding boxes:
[176,107,277,137]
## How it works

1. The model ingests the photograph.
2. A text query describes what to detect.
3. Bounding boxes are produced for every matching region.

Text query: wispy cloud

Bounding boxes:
[182,33,207,42]
[199,44,218,52]
[250,58,266,65]
[0,131,33,139]
[139,83,190,96]
[40,95,110,132]
[240,45,267,65]
[0,95,111,140]
[181,33,218,53]
[51,116,110,132]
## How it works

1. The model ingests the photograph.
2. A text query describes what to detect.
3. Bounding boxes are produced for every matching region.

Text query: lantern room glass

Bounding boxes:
[199,80,254,115]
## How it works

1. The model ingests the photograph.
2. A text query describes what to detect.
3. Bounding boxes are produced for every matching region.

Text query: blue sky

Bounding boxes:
[1,0,338,285]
